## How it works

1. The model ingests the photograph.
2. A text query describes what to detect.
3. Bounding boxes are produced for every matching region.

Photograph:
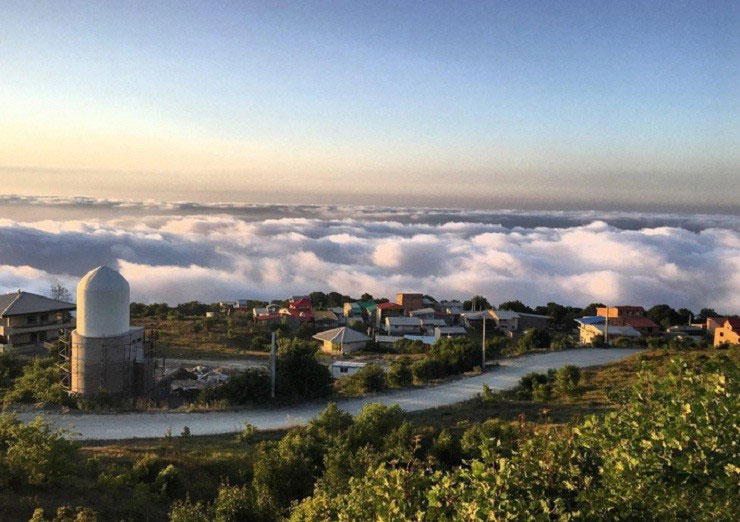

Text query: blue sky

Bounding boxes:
[0,1,737,210]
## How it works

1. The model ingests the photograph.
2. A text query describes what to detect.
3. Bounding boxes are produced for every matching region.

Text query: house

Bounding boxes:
[254,312,282,325]
[434,326,467,340]
[666,325,706,342]
[706,317,729,335]
[713,318,740,347]
[385,316,423,335]
[0,291,76,354]
[596,305,645,318]
[356,301,377,321]
[396,293,424,315]
[328,307,347,325]
[460,311,488,329]
[438,300,463,315]
[343,302,363,318]
[289,296,312,311]
[421,318,447,334]
[490,309,519,332]
[621,316,660,335]
[409,307,436,320]
[314,310,339,329]
[330,361,367,379]
[375,301,403,327]
[579,323,641,345]
[253,304,280,316]
[314,326,371,354]
[516,312,551,331]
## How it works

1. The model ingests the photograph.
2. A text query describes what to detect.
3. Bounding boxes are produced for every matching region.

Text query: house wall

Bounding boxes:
[714,327,740,347]
[517,315,549,331]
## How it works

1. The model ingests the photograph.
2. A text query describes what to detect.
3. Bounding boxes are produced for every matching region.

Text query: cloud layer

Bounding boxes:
[0,199,738,312]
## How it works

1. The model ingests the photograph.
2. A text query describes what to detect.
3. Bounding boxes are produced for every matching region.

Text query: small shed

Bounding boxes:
[330,361,367,379]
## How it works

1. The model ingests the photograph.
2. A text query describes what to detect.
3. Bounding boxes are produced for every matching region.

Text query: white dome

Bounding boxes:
[76,266,130,337]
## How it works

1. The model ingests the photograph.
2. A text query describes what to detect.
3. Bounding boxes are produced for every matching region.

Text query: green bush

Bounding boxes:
[516,328,551,353]
[336,364,386,395]
[199,368,270,405]
[0,414,78,486]
[276,339,333,401]
[549,333,575,351]
[393,338,426,354]
[387,358,413,387]
[3,358,71,406]
[291,355,740,520]
[460,418,519,460]
[554,365,581,397]
[411,357,446,382]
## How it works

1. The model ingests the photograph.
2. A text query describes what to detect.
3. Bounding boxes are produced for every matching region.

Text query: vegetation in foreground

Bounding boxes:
[1,348,737,521]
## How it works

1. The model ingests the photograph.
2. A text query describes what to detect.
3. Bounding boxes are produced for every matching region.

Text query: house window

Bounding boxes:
[41,314,49,322]
[340,367,348,373]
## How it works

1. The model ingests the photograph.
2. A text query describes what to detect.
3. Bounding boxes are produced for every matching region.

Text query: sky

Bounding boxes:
[0,0,737,211]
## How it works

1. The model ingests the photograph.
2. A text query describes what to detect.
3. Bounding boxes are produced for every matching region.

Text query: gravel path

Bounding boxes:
[19,348,639,440]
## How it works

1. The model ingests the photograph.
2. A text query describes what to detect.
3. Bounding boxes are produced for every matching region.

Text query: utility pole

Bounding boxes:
[604,306,609,346]
[270,331,276,399]
[482,313,487,373]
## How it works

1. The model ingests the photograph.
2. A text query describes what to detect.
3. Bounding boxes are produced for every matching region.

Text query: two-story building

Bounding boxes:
[385,316,423,336]
[0,291,76,354]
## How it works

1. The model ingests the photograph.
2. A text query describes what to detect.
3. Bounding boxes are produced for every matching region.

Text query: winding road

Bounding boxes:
[19,348,639,440]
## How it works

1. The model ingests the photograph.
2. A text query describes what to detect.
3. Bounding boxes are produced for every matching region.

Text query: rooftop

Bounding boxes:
[0,291,75,317]
[313,326,371,344]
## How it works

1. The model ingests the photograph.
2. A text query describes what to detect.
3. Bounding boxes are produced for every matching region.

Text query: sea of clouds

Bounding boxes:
[0,195,738,312]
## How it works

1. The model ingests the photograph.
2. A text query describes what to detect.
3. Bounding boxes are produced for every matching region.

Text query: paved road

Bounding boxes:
[19,349,639,440]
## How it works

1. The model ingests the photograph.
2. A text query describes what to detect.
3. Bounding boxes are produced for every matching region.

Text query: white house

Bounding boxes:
[385,316,423,335]
[410,307,436,320]
[330,361,367,379]
[434,326,467,340]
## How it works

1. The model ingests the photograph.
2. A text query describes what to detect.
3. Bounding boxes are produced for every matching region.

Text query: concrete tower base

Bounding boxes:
[71,327,154,397]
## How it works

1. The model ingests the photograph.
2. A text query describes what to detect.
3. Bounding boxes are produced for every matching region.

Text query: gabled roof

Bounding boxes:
[725,318,740,330]
[313,327,371,344]
[377,302,402,310]
[314,310,338,321]
[492,310,519,320]
[387,316,423,326]
[623,316,659,329]
[0,291,75,317]
[356,301,377,310]
[586,324,641,337]
[410,307,436,315]
[435,326,467,334]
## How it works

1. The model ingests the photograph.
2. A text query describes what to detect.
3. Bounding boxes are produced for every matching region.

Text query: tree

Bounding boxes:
[582,302,605,316]
[696,308,719,323]
[516,328,551,352]
[387,358,413,387]
[360,293,374,302]
[498,300,534,313]
[464,295,491,311]
[646,304,682,329]
[49,284,72,302]
[309,292,328,308]
[276,339,333,401]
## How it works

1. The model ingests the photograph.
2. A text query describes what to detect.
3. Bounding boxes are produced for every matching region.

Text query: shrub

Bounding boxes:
[237,422,256,443]
[554,365,581,397]
[412,358,446,382]
[3,358,71,406]
[275,339,333,401]
[531,381,551,402]
[549,333,575,351]
[336,364,386,395]
[516,328,551,353]
[0,414,78,486]
[393,338,426,354]
[480,383,495,402]
[387,358,413,387]
[199,368,270,405]
[460,418,518,460]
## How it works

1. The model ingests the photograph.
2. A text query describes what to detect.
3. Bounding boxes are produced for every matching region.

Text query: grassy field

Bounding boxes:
[131,315,272,359]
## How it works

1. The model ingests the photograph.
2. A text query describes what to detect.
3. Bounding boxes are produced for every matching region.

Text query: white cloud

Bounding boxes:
[0,206,738,313]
